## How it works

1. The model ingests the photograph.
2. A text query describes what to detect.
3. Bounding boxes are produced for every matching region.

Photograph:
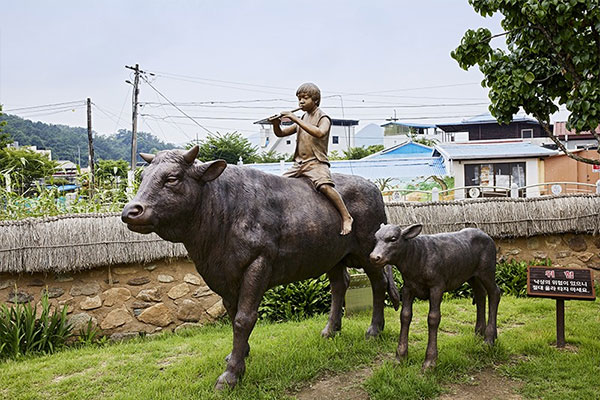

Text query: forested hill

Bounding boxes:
[0,114,177,167]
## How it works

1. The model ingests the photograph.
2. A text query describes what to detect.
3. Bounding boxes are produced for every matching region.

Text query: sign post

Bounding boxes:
[527,266,596,348]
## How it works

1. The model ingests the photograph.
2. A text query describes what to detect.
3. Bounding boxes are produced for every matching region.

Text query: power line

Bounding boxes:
[140,74,213,135]
[3,100,85,112]
[139,101,489,110]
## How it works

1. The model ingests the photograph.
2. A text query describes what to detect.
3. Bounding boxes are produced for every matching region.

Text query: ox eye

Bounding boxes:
[165,176,179,185]
[388,236,397,242]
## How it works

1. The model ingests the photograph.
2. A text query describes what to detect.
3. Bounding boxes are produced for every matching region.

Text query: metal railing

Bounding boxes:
[383,180,600,202]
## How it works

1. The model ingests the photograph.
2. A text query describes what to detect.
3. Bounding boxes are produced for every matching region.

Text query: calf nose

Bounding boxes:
[370,253,382,264]
[121,202,145,222]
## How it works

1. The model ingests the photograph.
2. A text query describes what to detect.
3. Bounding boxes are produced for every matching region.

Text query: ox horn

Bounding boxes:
[139,153,155,164]
[184,145,200,164]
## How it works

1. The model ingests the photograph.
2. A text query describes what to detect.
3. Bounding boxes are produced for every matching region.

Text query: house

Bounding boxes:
[53,160,79,184]
[254,116,359,156]
[433,142,558,199]
[364,141,434,160]
[354,123,384,147]
[552,121,600,150]
[436,113,549,143]
[380,122,445,148]
[544,149,600,191]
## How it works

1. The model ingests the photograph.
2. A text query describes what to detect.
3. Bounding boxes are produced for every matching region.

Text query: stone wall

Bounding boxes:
[496,233,600,279]
[0,259,226,340]
[1,232,598,339]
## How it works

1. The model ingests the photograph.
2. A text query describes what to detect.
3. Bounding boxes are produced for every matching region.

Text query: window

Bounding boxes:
[286,140,291,145]
[332,136,339,144]
[464,162,526,197]
[521,129,533,139]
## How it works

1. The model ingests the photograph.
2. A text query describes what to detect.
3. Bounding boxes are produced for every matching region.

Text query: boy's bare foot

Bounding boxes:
[340,216,353,235]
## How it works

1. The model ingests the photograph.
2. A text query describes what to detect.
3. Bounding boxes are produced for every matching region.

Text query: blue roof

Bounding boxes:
[434,142,557,160]
[46,184,79,192]
[437,113,538,127]
[245,157,446,181]
[365,142,433,160]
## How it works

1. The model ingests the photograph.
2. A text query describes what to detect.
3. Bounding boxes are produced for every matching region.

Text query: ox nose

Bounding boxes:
[121,202,145,222]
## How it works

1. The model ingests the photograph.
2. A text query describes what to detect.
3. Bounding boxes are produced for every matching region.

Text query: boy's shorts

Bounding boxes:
[283,159,335,189]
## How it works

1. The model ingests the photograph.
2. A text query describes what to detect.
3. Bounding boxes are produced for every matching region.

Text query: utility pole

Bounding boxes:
[125,64,141,171]
[86,98,95,198]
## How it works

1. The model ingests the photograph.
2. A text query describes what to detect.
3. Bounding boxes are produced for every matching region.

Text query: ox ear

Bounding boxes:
[401,224,422,240]
[139,152,155,164]
[183,145,200,164]
[195,159,227,182]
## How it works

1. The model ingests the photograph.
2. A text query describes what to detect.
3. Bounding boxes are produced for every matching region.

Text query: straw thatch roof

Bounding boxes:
[386,194,600,238]
[1,195,599,274]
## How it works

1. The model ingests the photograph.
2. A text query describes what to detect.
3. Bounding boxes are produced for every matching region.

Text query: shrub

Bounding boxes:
[259,275,331,322]
[0,293,72,359]
[447,258,552,299]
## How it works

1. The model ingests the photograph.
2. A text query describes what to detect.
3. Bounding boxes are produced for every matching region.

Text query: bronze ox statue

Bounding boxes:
[121,146,399,390]
[370,224,500,371]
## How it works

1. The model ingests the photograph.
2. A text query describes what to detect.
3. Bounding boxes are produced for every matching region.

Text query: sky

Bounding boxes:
[0,1,559,147]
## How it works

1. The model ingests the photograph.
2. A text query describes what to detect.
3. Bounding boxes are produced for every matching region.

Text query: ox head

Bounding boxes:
[369,223,422,267]
[121,145,227,242]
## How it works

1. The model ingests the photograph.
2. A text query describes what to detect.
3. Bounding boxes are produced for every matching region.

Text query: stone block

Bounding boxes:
[137,303,174,327]
[100,307,132,330]
[206,300,226,319]
[80,296,102,310]
[176,299,207,322]
[102,287,132,307]
[136,288,161,302]
[168,283,190,300]
[158,274,174,283]
[127,277,151,286]
[183,274,204,286]
[70,283,101,297]
[69,313,98,333]
[42,287,65,299]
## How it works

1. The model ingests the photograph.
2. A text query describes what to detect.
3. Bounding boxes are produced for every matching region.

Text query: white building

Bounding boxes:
[254,117,359,157]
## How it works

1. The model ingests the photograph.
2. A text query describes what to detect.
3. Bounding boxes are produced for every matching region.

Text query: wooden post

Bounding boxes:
[128,64,140,171]
[556,299,565,348]
[86,98,95,198]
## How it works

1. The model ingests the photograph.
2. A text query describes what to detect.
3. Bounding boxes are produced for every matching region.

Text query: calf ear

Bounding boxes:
[195,159,227,182]
[401,224,422,240]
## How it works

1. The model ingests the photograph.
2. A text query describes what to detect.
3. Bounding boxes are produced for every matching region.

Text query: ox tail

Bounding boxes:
[384,264,401,310]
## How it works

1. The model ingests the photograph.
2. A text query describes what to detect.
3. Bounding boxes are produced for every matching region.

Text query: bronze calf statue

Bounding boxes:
[370,224,500,371]
[122,146,399,390]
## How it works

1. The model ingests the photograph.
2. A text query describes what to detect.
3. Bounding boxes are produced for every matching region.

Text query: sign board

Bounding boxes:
[593,164,600,173]
[527,266,596,300]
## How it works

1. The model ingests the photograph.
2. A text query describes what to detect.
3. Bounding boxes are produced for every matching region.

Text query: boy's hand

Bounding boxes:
[280,111,299,122]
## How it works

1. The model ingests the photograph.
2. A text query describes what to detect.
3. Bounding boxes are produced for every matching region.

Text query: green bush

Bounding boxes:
[259,275,331,322]
[0,293,72,359]
[447,258,553,299]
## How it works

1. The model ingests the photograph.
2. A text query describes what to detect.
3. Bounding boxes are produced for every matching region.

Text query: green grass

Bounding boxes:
[1,296,598,399]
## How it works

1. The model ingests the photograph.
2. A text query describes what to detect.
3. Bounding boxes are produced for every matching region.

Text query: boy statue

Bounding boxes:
[271,82,353,235]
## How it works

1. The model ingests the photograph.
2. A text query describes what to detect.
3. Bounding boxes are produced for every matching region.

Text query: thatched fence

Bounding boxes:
[1,195,599,274]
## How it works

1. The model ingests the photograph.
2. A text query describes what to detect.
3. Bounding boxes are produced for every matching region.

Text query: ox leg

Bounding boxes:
[215,257,270,391]
[321,263,350,338]
[396,286,414,361]
[481,274,501,345]
[364,267,388,338]
[469,277,487,337]
[422,287,443,371]
[222,299,250,362]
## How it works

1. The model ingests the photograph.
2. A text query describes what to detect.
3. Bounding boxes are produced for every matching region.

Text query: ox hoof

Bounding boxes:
[365,324,383,339]
[395,349,408,361]
[421,359,436,372]
[320,324,340,338]
[484,337,496,346]
[215,371,239,391]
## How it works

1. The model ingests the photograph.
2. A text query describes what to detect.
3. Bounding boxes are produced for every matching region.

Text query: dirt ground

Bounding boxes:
[292,365,523,400]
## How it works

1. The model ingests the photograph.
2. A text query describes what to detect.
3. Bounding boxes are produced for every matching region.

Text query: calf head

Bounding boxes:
[121,145,227,242]
[369,223,422,266]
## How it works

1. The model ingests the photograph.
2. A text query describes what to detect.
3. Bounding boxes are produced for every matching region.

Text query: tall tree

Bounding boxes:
[452,0,600,164]
[0,105,11,148]
[188,132,258,164]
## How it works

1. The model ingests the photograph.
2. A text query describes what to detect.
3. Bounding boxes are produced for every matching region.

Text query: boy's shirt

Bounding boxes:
[293,108,332,165]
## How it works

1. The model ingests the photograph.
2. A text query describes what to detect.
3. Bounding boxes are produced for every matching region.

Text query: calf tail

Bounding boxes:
[384,264,401,310]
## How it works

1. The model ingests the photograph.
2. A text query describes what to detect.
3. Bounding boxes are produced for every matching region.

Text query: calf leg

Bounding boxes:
[222,299,250,362]
[364,266,388,338]
[469,277,487,337]
[396,287,414,360]
[422,287,443,371]
[481,274,501,345]
[215,257,270,390]
[321,263,350,338]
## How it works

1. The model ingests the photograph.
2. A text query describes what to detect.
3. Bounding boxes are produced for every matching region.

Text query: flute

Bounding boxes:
[267,107,302,122]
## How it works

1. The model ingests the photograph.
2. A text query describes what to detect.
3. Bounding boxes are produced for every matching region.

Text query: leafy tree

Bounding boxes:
[0,147,57,194]
[452,0,600,164]
[254,150,287,163]
[0,105,11,149]
[189,132,258,164]
[343,145,384,160]
[95,159,129,185]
